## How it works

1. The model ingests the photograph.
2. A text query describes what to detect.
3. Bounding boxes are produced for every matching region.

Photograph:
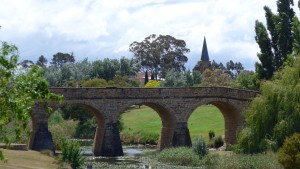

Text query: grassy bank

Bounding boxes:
[0,149,61,169]
[121,104,224,143]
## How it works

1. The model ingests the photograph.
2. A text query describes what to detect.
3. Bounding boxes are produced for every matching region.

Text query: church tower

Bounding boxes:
[193,37,212,73]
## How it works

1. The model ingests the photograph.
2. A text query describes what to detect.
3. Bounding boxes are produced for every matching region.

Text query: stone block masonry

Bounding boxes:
[29,87,258,156]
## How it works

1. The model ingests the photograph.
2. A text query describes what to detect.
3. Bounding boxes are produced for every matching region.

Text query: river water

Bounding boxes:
[78,139,156,168]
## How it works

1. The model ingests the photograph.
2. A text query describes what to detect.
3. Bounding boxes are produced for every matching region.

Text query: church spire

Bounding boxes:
[201,37,209,61]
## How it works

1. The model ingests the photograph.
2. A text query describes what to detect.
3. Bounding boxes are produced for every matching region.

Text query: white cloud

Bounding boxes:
[0,0,287,69]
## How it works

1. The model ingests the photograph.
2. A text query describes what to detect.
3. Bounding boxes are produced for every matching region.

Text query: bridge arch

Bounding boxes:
[186,98,245,145]
[119,101,176,150]
[29,101,106,155]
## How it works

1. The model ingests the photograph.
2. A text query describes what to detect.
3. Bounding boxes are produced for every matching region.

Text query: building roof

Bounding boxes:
[201,37,210,61]
[136,72,152,79]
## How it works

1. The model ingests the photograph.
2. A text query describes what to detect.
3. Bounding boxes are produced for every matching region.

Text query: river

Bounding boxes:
[78,139,156,168]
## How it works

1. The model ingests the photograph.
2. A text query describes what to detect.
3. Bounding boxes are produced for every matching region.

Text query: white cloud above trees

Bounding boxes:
[0,0,281,70]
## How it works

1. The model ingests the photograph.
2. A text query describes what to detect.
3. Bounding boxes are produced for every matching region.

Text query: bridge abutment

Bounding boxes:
[172,122,192,147]
[100,122,123,156]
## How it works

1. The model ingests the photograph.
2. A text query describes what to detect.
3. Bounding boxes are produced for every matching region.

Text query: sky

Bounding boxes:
[0,0,284,70]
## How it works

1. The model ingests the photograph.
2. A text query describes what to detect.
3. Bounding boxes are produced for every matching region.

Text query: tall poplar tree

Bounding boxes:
[255,0,294,80]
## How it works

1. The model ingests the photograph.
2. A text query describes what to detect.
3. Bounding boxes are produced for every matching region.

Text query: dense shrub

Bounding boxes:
[157,147,200,166]
[278,133,300,169]
[75,117,96,139]
[120,131,159,145]
[60,139,85,169]
[49,110,64,125]
[193,135,208,157]
[144,80,161,88]
[208,130,215,140]
[48,118,77,150]
[214,135,224,148]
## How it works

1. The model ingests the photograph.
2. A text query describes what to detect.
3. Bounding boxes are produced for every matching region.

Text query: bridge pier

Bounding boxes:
[29,102,55,153]
[29,122,55,152]
[99,122,123,156]
[157,127,174,150]
[93,126,105,156]
[172,122,192,147]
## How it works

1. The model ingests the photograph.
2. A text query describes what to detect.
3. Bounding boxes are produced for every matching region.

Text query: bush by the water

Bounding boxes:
[120,130,159,145]
[75,117,96,139]
[278,133,300,169]
[48,111,77,150]
[193,135,208,157]
[157,147,200,166]
[60,139,85,169]
[155,147,281,168]
[209,152,282,169]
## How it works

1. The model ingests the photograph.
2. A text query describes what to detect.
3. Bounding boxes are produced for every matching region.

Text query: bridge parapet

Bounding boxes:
[49,87,259,101]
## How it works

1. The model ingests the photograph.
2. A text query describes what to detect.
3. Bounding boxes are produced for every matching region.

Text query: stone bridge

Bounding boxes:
[29,87,258,156]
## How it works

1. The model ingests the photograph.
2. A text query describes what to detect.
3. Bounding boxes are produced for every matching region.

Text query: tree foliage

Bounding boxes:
[129,34,190,79]
[50,52,75,68]
[36,55,48,67]
[255,0,295,80]
[236,56,300,153]
[0,41,62,161]
[160,69,188,87]
[200,69,232,86]
[230,70,259,90]
[278,133,300,169]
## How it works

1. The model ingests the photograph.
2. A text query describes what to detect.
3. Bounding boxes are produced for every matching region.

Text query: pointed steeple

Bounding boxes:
[201,37,209,61]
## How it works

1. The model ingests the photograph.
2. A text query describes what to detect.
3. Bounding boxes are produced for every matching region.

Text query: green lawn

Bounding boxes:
[121,105,224,141]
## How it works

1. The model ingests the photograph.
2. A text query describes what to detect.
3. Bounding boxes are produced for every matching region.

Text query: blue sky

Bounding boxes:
[0,0,282,70]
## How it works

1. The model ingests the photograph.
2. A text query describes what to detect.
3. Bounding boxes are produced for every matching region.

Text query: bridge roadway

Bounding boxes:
[29,87,259,156]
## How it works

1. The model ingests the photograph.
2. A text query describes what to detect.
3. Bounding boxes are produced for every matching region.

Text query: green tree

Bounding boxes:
[255,0,295,80]
[211,60,225,71]
[36,55,48,67]
[292,15,300,55]
[43,65,62,86]
[0,41,62,161]
[144,70,149,85]
[50,52,75,68]
[236,56,300,153]
[19,59,34,72]
[192,70,201,84]
[129,34,190,79]
[90,58,120,81]
[71,58,91,86]
[186,69,194,87]
[230,70,258,90]
[160,69,187,87]
[119,56,136,77]
[200,69,232,86]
